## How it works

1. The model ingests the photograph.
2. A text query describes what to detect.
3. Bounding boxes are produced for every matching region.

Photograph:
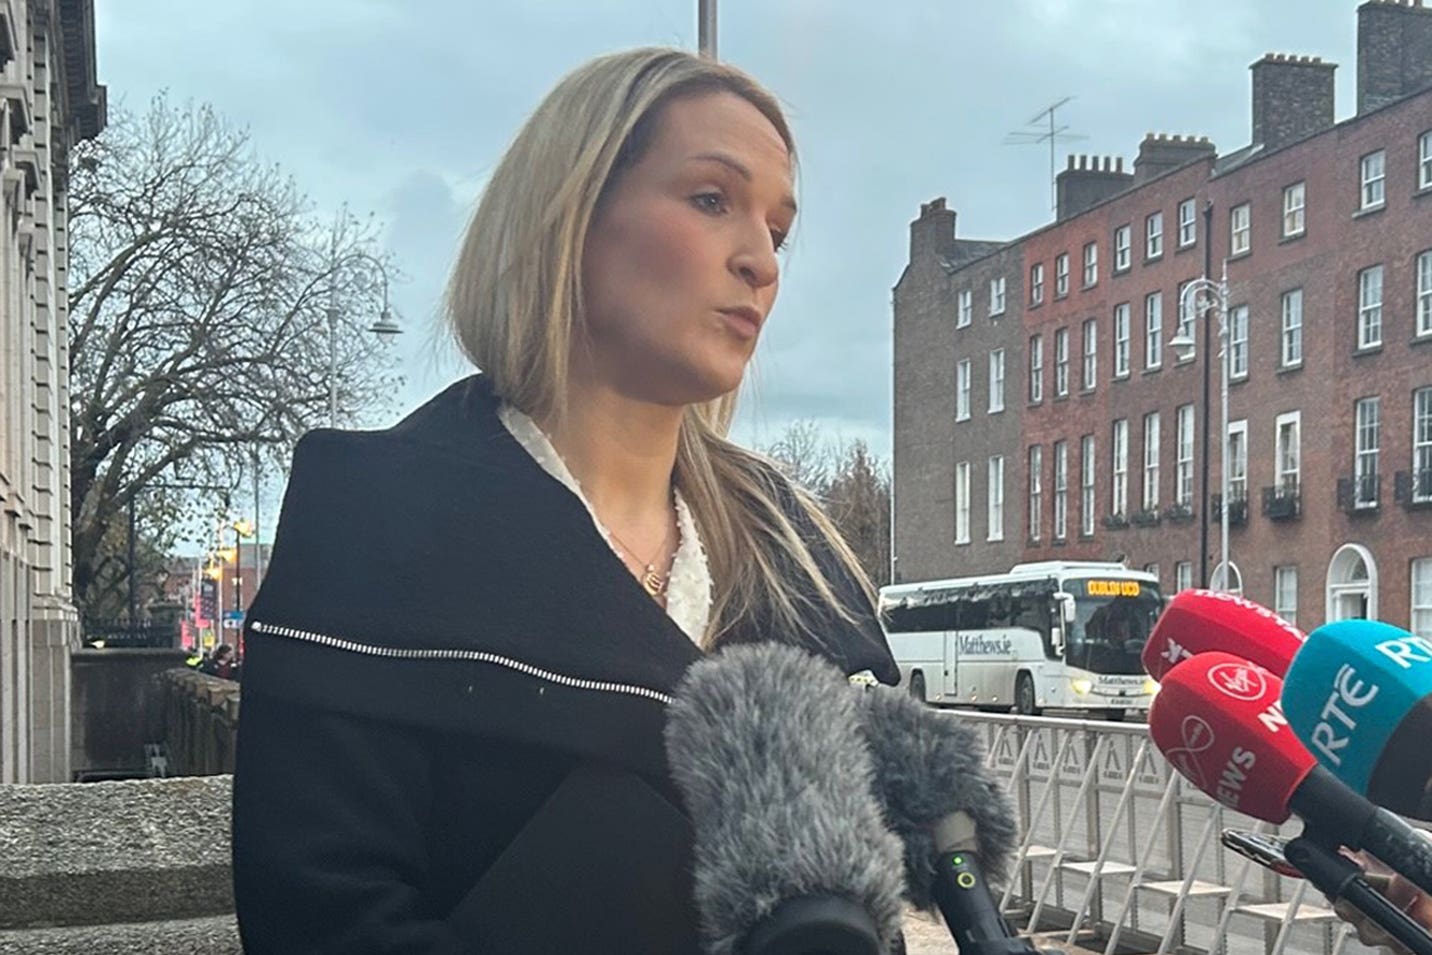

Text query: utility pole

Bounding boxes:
[698,0,717,59]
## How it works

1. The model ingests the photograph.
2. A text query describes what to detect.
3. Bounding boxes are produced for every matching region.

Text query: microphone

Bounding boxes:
[664,643,905,955]
[1148,650,1432,898]
[1141,589,1304,682]
[853,684,1036,955]
[1282,620,1432,821]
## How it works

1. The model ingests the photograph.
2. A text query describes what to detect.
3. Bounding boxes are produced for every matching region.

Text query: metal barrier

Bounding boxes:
[947,710,1387,955]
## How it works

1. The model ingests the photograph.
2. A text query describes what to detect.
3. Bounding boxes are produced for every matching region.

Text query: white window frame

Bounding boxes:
[1230,202,1251,256]
[956,358,971,421]
[1083,241,1098,287]
[1276,410,1301,492]
[1421,131,1432,191]
[1417,250,1432,338]
[1175,561,1193,593]
[1413,558,1432,640]
[1054,328,1070,397]
[989,349,1005,414]
[1145,291,1163,370]
[1143,411,1160,510]
[1176,403,1195,507]
[957,288,972,328]
[1417,388,1432,503]
[987,455,1005,542]
[1082,317,1097,391]
[990,276,1006,316]
[1354,396,1381,507]
[1028,445,1043,542]
[1055,253,1070,297]
[1146,211,1164,259]
[1177,279,1196,341]
[1282,182,1306,238]
[1281,288,1304,367]
[1227,419,1248,506]
[1229,304,1249,380]
[1114,225,1131,272]
[1361,150,1386,210]
[955,461,971,544]
[1113,303,1131,378]
[1112,418,1129,517]
[1029,335,1043,404]
[1053,440,1068,540]
[1359,264,1383,350]
[1178,197,1197,248]
[1080,434,1096,536]
[1031,262,1045,305]
[1275,566,1299,627]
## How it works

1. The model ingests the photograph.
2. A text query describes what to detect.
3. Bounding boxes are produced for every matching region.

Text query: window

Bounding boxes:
[1054,328,1070,397]
[1175,561,1193,594]
[1418,250,1432,338]
[1114,225,1131,272]
[1229,304,1249,379]
[1112,419,1129,517]
[1145,292,1163,370]
[1359,265,1383,350]
[1414,559,1432,639]
[957,288,972,327]
[1053,440,1068,540]
[1275,566,1298,627]
[1178,197,1197,247]
[1417,388,1432,503]
[1176,403,1195,507]
[1055,253,1070,297]
[1082,317,1097,390]
[1144,562,1160,586]
[1354,396,1381,507]
[1282,182,1306,237]
[1029,335,1043,404]
[1177,279,1196,341]
[989,276,1006,316]
[989,349,1005,413]
[1361,150,1386,210]
[1083,241,1098,287]
[1081,434,1096,536]
[1113,304,1131,378]
[955,461,971,544]
[1028,445,1043,542]
[1230,202,1251,256]
[1421,131,1432,191]
[1281,288,1304,367]
[1227,419,1248,507]
[1146,211,1164,259]
[1031,262,1045,305]
[988,456,1005,541]
[956,358,971,421]
[1276,410,1301,491]
[1143,411,1161,509]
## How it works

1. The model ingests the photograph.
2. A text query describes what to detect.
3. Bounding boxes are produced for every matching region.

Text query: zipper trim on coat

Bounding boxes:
[249,620,675,705]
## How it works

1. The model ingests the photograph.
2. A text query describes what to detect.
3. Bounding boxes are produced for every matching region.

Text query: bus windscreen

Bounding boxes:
[1064,578,1163,675]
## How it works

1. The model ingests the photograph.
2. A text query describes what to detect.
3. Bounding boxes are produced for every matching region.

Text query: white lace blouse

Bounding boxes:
[497,404,713,646]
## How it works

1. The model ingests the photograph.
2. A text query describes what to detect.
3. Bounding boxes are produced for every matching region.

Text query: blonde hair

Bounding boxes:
[445,47,877,649]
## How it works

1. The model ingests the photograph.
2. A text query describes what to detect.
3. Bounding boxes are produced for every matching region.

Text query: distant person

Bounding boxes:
[201,644,235,680]
[231,47,899,953]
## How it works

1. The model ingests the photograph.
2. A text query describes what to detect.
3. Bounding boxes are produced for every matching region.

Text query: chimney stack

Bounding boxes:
[1357,0,1432,115]
[1134,133,1217,184]
[1055,155,1133,221]
[1250,53,1337,150]
[909,197,957,262]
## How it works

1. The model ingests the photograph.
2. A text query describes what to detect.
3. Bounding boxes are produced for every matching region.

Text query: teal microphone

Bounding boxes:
[1281,620,1432,821]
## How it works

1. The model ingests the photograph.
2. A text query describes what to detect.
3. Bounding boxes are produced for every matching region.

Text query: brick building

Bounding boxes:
[892,0,1432,636]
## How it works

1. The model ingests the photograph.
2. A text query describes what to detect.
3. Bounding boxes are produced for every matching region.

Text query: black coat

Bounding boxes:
[231,375,899,954]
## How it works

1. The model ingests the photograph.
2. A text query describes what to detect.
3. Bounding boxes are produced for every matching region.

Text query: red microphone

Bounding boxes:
[1142,590,1304,682]
[1150,651,1432,896]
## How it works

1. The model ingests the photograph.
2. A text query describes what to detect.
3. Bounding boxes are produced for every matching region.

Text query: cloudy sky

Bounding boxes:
[97,0,1363,460]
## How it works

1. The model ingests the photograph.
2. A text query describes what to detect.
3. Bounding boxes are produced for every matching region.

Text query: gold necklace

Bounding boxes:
[607,522,674,598]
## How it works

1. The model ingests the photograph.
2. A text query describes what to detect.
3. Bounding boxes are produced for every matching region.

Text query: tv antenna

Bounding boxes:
[1003,96,1087,213]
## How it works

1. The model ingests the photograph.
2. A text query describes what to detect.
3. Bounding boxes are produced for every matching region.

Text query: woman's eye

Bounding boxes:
[770,230,788,253]
[692,192,727,214]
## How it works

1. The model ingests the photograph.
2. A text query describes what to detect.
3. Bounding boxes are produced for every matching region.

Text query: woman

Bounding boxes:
[232,47,898,954]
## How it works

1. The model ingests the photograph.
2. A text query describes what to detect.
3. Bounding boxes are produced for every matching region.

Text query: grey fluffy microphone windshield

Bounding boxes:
[665,643,906,955]
[854,685,1019,909]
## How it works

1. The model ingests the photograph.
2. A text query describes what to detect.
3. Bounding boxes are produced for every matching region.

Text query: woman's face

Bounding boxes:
[578,90,795,406]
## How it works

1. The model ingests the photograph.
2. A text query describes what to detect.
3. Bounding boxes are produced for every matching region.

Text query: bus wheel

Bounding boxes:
[1015,673,1041,717]
[909,671,927,704]
[1105,708,1127,722]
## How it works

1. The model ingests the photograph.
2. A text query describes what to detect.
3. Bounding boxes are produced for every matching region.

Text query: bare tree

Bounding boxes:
[762,419,834,493]
[67,95,403,615]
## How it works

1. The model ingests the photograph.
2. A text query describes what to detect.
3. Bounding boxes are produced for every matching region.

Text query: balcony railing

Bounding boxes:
[1337,473,1381,514]
[1211,491,1249,527]
[1394,468,1432,510]
[1262,481,1301,521]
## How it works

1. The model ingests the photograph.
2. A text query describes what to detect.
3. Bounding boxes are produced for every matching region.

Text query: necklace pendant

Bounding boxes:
[641,567,667,597]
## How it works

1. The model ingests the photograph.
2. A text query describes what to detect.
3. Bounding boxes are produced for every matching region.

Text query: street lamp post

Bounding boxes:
[698,0,717,58]
[1171,261,1231,592]
[326,253,402,427]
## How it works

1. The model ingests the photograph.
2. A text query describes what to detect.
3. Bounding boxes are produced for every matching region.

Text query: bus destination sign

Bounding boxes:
[1085,580,1142,597]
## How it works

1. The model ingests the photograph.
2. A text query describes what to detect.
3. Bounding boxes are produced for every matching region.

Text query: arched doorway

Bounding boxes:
[1211,561,1244,596]
[1326,544,1377,623]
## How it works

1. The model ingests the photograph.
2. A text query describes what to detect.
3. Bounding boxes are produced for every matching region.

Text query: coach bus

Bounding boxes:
[879,561,1163,719]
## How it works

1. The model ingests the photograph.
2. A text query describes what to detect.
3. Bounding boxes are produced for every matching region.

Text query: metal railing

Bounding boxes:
[948,710,1389,955]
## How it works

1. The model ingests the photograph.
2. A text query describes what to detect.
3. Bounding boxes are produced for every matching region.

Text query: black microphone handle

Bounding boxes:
[1284,836,1432,955]
[931,850,1039,955]
[1293,766,1432,898]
